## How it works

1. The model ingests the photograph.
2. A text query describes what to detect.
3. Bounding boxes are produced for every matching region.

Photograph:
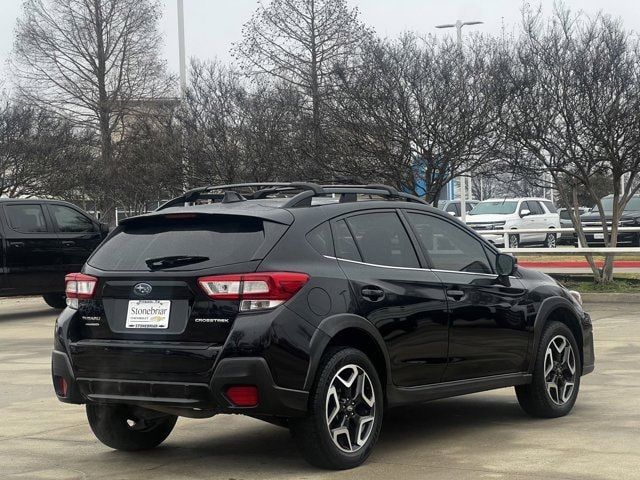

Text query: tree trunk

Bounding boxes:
[568,182,602,282]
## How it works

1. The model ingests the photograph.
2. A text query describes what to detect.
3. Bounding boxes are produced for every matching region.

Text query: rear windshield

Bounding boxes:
[88,216,267,271]
[469,201,518,215]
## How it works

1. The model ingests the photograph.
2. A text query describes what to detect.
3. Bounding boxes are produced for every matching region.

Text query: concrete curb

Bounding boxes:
[582,292,640,303]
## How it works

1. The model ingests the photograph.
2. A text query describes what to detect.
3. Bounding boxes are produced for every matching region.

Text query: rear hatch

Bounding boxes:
[68,209,291,381]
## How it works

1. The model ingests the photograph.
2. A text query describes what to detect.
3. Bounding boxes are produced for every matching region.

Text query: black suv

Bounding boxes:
[52,183,594,470]
[0,199,108,308]
[580,194,640,246]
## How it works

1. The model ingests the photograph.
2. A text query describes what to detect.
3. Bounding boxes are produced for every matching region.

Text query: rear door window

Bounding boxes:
[444,203,459,216]
[528,201,544,215]
[49,204,96,232]
[88,215,268,271]
[4,204,49,233]
[542,201,558,213]
[345,212,419,268]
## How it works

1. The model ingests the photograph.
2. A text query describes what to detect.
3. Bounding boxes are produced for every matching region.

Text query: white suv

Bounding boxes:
[466,198,561,248]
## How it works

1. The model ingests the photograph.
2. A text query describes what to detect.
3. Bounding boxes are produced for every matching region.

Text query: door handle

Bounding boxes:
[361,286,385,302]
[62,240,75,247]
[9,241,25,248]
[446,289,465,301]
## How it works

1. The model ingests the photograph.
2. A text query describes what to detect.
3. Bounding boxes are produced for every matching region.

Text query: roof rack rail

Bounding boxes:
[157,182,427,210]
[282,184,428,208]
[157,182,324,210]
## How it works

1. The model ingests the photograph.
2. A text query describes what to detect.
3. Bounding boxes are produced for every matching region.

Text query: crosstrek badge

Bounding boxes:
[125,300,171,329]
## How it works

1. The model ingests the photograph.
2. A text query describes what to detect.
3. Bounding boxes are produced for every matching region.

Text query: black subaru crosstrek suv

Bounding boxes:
[52,183,595,470]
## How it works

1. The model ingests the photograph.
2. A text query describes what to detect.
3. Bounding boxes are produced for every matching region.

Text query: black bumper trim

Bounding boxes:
[210,357,308,416]
[52,350,309,416]
[52,350,84,404]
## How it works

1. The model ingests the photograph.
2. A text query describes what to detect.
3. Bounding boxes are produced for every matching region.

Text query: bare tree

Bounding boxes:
[115,100,183,213]
[240,81,309,182]
[0,100,94,198]
[13,0,172,216]
[233,0,372,170]
[181,60,308,187]
[500,7,640,283]
[334,34,502,204]
[181,60,248,186]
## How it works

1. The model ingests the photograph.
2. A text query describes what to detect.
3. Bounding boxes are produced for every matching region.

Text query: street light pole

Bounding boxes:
[177,0,188,191]
[177,0,187,98]
[435,20,483,222]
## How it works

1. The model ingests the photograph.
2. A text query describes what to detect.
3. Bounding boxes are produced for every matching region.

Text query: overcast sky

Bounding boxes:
[1,0,639,87]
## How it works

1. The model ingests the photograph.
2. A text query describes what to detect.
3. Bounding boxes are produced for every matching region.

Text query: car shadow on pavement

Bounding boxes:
[95,393,531,475]
[379,394,527,450]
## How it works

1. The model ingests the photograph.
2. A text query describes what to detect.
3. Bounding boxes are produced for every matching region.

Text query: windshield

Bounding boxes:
[469,201,518,215]
[593,196,640,213]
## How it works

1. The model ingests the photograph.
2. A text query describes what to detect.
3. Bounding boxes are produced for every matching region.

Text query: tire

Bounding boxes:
[544,231,557,248]
[516,321,581,418]
[508,233,520,249]
[290,347,383,470]
[86,404,177,451]
[43,293,67,309]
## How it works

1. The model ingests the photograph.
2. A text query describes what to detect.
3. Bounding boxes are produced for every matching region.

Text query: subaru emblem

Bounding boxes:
[133,283,152,296]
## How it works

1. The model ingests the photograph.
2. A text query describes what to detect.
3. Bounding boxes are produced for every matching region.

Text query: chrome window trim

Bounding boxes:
[323,255,506,278]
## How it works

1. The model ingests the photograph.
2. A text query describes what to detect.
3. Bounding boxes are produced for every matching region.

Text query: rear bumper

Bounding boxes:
[582,313,595,375]
[583,231,638,246]
[52,349,309,417]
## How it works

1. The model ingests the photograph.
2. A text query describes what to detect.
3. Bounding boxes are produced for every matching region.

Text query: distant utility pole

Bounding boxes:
[435,19,483,222]
[177,0,187,97]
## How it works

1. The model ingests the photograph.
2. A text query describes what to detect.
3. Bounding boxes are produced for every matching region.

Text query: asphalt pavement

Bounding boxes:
[1,297,639,479]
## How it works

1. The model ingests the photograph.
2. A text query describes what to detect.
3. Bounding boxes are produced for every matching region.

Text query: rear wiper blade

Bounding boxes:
[145,255,209,270]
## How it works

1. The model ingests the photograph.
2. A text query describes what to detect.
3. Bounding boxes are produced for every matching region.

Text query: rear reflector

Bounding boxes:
[225,385,259,407]
[54,375,69,397]
[198,272,309,311]
[65,273,98,308]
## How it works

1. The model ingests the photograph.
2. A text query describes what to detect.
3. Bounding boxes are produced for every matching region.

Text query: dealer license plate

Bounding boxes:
[125,300,171,329]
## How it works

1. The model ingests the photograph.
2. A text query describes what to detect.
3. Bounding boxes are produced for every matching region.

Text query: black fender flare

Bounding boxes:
[303,313,391,391]
[529,296,583,373]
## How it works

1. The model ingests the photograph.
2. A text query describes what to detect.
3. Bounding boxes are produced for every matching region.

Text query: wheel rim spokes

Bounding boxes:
[325,364,376,453]
[544,335,577,405]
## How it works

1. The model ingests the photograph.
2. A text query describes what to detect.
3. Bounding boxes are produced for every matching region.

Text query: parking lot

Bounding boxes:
[0,297,638,480]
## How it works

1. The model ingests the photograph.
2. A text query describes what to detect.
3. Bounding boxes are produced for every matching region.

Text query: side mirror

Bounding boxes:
[496,253,516,277]
[519,209,531,217]
[99,222,110,235]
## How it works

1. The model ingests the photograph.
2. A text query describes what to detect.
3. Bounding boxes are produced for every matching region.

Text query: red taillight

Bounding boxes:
[226,385,259,407]
[198,272,309,311]
[65,273,97,308]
